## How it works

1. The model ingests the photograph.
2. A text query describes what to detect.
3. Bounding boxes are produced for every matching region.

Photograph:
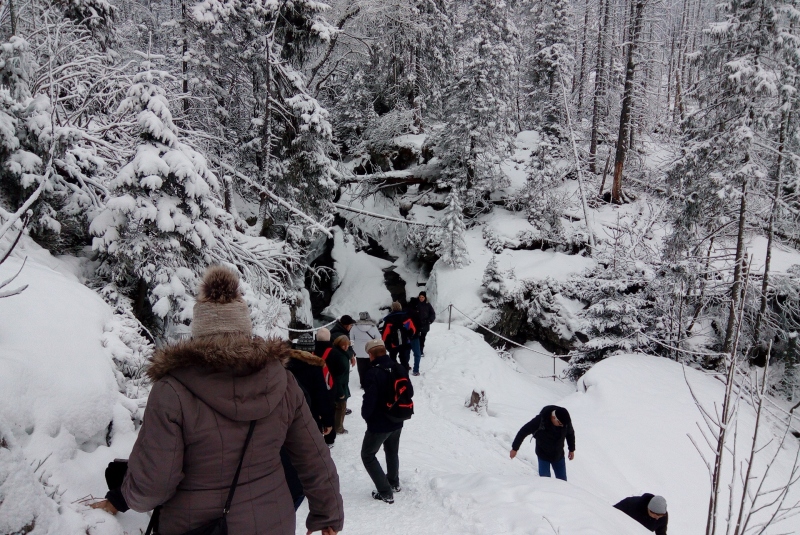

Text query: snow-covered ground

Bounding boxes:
[303,324,800,534]
[3,251,800,534]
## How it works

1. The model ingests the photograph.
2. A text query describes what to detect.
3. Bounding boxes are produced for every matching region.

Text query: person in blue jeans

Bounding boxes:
[509,405,575,481]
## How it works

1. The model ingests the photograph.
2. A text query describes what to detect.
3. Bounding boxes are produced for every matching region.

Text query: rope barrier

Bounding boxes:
[279,318,338,333]
[447,304,561,359]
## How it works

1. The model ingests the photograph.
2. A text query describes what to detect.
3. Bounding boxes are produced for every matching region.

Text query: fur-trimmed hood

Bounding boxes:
[287,349,325,367]
[148,336,292,421]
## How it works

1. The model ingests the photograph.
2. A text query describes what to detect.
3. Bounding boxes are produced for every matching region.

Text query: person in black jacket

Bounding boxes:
[415,291,436,355]
[380,302,416,371]
[510,405,575,481]
[330,315,357,359]
[360,338,414,504]
[614,494,668,535]
[281,338,337,510]
[405,298,424,376]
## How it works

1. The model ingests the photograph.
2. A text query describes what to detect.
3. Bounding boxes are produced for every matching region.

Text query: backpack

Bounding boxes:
[378,364,414,423]
[381,314,417,348]
[319,347,333,390]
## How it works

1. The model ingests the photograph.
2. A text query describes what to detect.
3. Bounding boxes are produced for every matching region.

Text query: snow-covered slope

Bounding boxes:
[4,251,798,534]
[306,324,800,534]
[0,252,151,535]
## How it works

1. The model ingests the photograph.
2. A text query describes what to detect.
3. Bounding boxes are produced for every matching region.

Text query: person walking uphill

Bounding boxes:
[614,494,669,535]
[360,339,414,504]
[91,266,344,535]
[328,335,354,435]
[510,405,575,481]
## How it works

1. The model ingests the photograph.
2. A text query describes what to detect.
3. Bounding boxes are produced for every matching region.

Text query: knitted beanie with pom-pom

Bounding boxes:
[192,265,252,339]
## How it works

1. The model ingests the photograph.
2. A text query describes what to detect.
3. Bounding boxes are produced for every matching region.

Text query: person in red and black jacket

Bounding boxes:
[379,302,416,371]
[360,338,414,504]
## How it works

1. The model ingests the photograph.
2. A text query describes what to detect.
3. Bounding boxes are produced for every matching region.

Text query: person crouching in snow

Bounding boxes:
[91,265,344,535]
[614,494,668,535]
[510,405,575,481]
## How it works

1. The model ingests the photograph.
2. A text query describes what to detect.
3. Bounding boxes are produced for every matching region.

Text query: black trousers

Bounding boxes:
[419,330,429,353]
[389,346,411,370]
[361,428,402,497]
[356,358,371,388]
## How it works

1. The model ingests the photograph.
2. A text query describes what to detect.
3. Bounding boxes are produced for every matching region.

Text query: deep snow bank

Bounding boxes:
[0,253,150,535]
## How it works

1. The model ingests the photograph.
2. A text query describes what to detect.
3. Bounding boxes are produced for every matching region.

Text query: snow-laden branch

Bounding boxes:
[213,160,333,238]
[333,202,439,227]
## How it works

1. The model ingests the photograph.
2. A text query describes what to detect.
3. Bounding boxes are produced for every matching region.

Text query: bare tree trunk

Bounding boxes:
[182,0,189,114]
[9,0,15,35]
[753,108,789,353]
[611,0,646,204]
[723,180,749,355]
[255,53,274,236]
[589,0,610,174]
[576,0,591,113]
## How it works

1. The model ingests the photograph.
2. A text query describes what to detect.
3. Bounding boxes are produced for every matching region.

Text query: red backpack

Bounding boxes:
[320,347,333,390]
[378,364,414,422]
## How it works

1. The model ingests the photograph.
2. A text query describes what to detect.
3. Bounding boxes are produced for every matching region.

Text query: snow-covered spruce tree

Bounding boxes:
[565,265,656,380]
[90,58,227,331]
[666,0,785,359]
[435,0,517,212]
[58,0,117,49]
[191,0,337,237]
[438,190,469,268]
[518,135,568,245]
[518,0,574,137]
[482,254,505,306]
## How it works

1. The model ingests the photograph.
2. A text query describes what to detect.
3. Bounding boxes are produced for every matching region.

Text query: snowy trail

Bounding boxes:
[298,325,653,534]
[300,324,800,535]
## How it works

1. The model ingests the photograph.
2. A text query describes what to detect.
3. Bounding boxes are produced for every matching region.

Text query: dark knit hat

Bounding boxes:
[419,291,427,298]
[553,407,571,426]
[192,266,252,339]
[340,314,356,326]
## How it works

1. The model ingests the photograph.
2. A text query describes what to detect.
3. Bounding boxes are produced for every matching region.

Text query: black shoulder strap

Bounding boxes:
[223,420,257,516]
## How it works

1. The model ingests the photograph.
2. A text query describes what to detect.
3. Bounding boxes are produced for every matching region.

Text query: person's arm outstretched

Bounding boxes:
[510,415,540,458]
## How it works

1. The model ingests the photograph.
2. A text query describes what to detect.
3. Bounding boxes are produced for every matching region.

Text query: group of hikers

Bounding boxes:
[89,265,669,534]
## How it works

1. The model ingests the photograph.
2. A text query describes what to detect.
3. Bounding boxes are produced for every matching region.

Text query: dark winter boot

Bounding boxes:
[372,491,394,504]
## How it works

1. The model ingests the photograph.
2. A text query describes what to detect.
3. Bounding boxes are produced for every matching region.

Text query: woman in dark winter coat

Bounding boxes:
[92,266,344,535]
[510,405,576,481]
[327,335,353,435]
[282,348,336,510]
